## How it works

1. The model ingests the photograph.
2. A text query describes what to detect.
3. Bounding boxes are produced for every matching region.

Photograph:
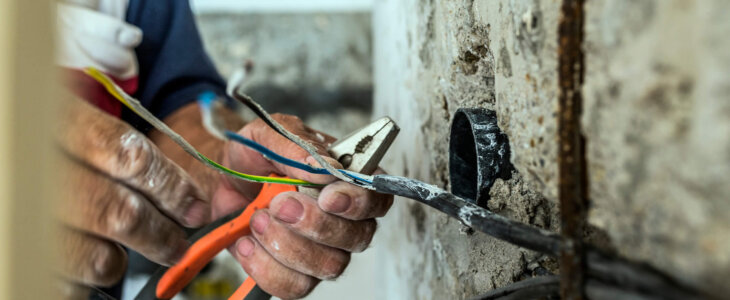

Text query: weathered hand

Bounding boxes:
[57,98,210,286]
[211,114,394,299]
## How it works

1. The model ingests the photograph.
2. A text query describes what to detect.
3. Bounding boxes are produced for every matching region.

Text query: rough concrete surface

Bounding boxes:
[373,0,561,298]
[583,0,730,295]
[375,0,729,298]
[190,3,730,298]
[196,13,373,121]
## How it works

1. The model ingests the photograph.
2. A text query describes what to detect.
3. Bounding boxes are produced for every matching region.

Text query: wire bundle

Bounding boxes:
[223,76,373,187]
[197,91,373,186]
[84,67,320,187]
[84,67,372,188]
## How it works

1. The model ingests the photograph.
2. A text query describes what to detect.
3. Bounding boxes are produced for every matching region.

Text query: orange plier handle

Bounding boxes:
[135,176,296,300]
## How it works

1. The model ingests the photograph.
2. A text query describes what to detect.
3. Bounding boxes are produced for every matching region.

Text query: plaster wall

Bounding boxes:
[196,13,373,126]
[373,0,560,298]
[373,0,730,298]
[583,0,730,294]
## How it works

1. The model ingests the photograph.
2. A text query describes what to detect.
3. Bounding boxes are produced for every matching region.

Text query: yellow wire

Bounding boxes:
[83,67,319,187]
[84,68,136,111]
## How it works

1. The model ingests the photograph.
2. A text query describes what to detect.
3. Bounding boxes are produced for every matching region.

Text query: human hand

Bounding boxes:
[211,114,394,299]
[56,98,210,286]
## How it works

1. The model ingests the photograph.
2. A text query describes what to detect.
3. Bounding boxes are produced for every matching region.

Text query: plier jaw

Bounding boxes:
[328,117,399,175]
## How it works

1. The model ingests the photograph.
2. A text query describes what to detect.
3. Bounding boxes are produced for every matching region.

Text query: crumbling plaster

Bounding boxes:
[373,0,560,298]
[196,2,730,298]
[374,0,730,298]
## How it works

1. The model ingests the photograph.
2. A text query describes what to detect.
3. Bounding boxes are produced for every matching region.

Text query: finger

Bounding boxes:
[250,210,350,280]
[269,192,377,252]
[229,114,342,185]
[57,228,127,287]
[318,181,394,220]
[59,98,209,227]
[60,161,188,266]
[231,237,319,299]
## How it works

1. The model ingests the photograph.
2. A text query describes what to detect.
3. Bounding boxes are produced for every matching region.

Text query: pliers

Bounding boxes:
[135,117,400,300]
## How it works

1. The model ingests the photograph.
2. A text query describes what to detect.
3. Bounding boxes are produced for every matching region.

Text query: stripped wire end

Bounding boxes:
[197,91,227,141]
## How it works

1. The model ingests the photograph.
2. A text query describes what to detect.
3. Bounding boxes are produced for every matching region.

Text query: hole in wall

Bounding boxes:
[450,112,479,202]
[449,108,514,208]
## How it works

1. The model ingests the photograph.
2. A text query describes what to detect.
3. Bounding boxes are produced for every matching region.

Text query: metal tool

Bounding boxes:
[135,117,399,300]
[329,117,398,175]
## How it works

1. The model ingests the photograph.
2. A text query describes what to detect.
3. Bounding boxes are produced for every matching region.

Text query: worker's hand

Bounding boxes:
[56,98,210,287]
[212,114,394,299]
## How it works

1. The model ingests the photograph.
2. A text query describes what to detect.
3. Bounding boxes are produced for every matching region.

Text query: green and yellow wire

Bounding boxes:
[83,67,320,187]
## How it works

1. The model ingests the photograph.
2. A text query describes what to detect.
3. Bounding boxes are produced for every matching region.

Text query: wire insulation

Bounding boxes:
[198,92,373,185]
[226,82,364,187]
[83,67,321,187]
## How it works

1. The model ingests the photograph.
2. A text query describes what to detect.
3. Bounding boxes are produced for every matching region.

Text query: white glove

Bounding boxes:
[57,0,141,79]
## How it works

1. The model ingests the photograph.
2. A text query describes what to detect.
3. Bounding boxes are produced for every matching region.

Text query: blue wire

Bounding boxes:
[226,131,373,184]
[198,91,217,108]
[340,170,373,184]
[224,130,329,175]
[198,92,373,184]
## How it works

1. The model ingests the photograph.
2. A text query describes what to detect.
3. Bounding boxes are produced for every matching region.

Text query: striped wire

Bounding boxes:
[197,92,373,185]
[224,129,374,184]
[83,67,322,187]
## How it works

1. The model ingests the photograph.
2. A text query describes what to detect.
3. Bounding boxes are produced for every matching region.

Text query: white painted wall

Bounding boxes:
[190,0,373,13]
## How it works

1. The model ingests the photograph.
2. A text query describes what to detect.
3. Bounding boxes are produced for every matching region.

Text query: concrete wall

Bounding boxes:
[373,0,729,298]
[583,0,730,294]
[372,1,560,298]
[190,0,373,13]
[196,13,374,140]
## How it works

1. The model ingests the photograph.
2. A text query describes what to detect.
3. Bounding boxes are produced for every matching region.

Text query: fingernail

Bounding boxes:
[275,197,304,224]
[184,199,210,227]
[252,212,269,235]
[324,192,351,213]
[93,246,113,277]
[237,238,255,257]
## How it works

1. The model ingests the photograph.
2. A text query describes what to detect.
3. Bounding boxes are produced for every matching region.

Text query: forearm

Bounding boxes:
[149,102,245,197]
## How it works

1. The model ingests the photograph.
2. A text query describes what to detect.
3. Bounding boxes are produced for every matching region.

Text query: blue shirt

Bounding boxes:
[124,0,227,132]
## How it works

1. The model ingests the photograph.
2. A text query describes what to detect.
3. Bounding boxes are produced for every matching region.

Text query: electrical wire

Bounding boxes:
[224,130,328,175]
[226,75,365,187]
[226,128,374,184]
[197,92,373,185]
[83,67,322,187]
